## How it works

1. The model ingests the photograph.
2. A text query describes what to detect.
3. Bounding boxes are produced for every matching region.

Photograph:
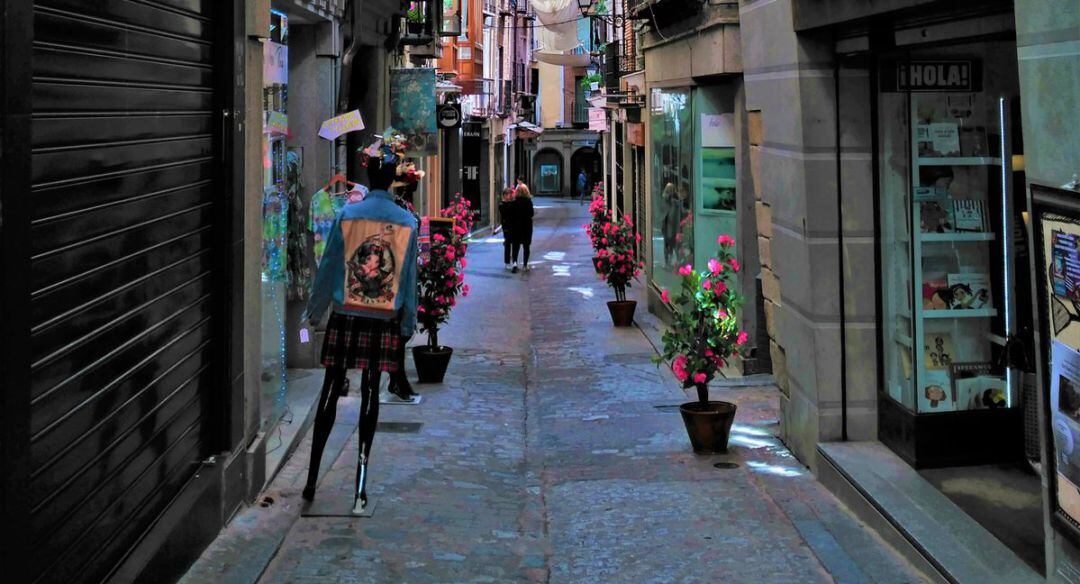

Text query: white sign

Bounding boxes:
[318,110,365,140]
[701,113,735,148]
[263,41,287,86]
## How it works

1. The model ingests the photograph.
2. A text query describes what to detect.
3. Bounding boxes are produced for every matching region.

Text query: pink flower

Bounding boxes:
[434,233,446,243]
[713,281,727,295]
[460,257,468,268]
[717,310,728,320]
[693,372,707,384]
[728,258,740,272]
[446,268,456,277]
[596,261,603,269]
[445,247,456,260]
[449,296,457,307]
[672,355,689,382]
[736,331,749,345]
[703,279,712,291]
[462,284,470,297]
[660,289,671,304]
[717,234,735,246]
[601,238,608,246]
[418,306,427,313]
[677,264,694,276]
[708,258,723,275]
[705,349,714,357]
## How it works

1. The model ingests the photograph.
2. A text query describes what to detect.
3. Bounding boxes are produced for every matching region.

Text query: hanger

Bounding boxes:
[325,172,359,193]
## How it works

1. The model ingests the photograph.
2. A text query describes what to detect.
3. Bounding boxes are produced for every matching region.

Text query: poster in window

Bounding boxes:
[1033,184,1080,544]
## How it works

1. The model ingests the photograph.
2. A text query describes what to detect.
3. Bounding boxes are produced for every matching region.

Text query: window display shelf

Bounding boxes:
[916,157,1002,166]
[921,232,996,242]
[922,308,998,319]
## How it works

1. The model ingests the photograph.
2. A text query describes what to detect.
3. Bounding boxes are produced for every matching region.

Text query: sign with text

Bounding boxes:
[881,59,982,92]
[588,108,607,132]
[701,113,735,148]
[318,110,365,140]
[461,121,482,213]
[437,103,462,129]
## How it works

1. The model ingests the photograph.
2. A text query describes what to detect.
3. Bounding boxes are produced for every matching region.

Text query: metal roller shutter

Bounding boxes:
[28,1,221,581]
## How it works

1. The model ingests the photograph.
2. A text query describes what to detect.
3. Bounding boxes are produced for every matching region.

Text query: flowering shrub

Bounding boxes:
[417,194,476,348]
[595,214,643,302]
[653,234,749,403]
[583,188,609,253]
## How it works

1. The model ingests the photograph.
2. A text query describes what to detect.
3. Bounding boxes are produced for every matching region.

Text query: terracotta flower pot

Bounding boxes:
[679,400,737,454]
[607,300,636,327]
[413,345,453,383]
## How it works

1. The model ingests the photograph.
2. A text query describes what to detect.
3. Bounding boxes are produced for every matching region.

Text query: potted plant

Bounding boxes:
[595,214,643,327]
[580,72,603,92]
[414,194,475,382]
[405,1,425,36]
[583,188,608,272]
[654,235,749,454]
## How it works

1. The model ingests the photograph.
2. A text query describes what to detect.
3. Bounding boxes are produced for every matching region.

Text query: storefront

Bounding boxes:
[739,0,1080,578]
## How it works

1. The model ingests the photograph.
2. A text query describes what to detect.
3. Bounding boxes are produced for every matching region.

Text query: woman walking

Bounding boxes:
[498,187,517,271]
[510,179,534,273]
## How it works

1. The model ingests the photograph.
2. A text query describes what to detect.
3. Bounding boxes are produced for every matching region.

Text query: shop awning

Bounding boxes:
[508,121,544,138]
[533,51,591,67]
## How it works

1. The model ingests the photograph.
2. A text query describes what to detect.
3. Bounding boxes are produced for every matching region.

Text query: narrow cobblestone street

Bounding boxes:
[184,200,926,583]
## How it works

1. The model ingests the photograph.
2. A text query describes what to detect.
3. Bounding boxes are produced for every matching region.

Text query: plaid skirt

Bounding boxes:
[320,312,401,373]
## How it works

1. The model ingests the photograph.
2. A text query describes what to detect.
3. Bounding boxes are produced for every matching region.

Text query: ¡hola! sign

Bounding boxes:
[882,59,982,92]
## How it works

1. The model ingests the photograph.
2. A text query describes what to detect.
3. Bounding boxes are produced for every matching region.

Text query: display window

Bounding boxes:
[650,87,693,294]
[878,43,1021,417]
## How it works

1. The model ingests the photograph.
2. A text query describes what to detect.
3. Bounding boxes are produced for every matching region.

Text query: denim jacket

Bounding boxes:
[303,190,418,336]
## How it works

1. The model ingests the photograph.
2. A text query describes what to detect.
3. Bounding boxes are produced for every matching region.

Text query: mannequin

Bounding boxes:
[301,136,419,513]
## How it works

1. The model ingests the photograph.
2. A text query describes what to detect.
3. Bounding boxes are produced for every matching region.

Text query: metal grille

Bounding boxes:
[27,2,221,581]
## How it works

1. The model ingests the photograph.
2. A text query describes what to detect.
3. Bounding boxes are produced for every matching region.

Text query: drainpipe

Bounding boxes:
[833,53,849,442]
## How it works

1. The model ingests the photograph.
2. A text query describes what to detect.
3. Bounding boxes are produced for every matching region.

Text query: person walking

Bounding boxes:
[498,186,517,271]
[577,169,588,204]
[509,180,534,273]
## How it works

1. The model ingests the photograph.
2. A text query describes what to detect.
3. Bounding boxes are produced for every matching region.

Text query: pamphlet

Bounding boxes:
[946,273,992,309]
[953,199,987,232]
[920,370,955,412]
[924,332,954,369]
[930,123,961,156]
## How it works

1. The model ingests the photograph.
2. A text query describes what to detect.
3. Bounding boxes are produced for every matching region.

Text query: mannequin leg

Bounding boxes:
[303,366,346,500]
[388,338,415,399]
[354,365,382,510]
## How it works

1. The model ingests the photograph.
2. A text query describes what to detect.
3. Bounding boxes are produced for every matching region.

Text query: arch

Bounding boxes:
[532,147,564,195]
[570,146,602,199]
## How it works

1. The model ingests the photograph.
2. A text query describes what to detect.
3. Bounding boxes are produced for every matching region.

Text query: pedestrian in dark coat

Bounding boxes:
[510,180,534,273]
[498,187,517,270]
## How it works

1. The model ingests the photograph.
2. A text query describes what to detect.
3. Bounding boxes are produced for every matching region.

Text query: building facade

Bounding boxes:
[738,0,1080,579]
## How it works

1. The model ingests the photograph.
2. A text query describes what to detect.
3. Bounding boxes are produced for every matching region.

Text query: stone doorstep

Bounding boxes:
[818,441,1043,584]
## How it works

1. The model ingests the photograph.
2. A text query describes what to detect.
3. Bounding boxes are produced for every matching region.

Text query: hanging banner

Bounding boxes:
[391,68,438,156]
[318,110,365,140]
[462,121,482,212]
[588,108,608,132]
[263,41,288,85]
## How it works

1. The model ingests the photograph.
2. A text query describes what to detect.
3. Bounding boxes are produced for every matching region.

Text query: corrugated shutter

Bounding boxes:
[29,1,220,582]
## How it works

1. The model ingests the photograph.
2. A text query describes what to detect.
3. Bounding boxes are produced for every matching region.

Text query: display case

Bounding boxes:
[879,86,1023,467]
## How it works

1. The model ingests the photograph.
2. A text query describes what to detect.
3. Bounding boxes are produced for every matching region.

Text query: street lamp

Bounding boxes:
[576,0,593,17]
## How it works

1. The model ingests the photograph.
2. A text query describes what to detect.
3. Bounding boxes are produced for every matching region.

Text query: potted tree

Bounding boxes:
[595,214,643,327]
[654,235,749,454]
[405,1,425,36]
[583,189,608,273]
[414,195,475,382]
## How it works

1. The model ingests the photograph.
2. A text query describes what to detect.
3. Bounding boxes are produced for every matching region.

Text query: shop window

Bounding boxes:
[650,87,693,293]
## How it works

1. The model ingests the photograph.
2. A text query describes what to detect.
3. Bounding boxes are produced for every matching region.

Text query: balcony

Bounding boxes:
[483,0,497,14]
[572,99,589,125]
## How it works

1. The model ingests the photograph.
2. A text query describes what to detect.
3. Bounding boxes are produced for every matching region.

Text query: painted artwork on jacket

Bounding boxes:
[341,220,413,314]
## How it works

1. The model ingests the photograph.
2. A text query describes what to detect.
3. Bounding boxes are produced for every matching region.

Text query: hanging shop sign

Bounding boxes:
[391,67,438,155]
[437,103,462,129]
[318,110,365,140]
[264,41,288,85]
[1032,184,1080,548]
[266,111,289,136]
[881,59,982,92]
[626,122,644,147]
[588,108,608,132]
[461,121,482,212]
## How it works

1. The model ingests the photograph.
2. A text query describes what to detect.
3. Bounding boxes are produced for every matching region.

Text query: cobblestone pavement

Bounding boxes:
[184,200,927,584]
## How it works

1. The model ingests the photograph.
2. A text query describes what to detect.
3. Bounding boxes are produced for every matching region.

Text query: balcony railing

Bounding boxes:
[572,99,589,125]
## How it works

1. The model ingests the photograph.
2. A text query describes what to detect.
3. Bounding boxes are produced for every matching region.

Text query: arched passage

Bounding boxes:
[532,148,564,196]
[570,147,602,199]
